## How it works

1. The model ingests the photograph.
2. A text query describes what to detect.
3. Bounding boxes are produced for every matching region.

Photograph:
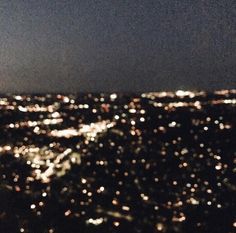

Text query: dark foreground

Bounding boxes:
[0,90,236,233]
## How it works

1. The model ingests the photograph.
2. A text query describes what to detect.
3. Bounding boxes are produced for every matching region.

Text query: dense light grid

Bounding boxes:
[0,90,235,232]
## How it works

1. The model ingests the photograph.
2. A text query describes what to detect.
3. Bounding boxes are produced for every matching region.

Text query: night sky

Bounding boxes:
[0,0,235,93]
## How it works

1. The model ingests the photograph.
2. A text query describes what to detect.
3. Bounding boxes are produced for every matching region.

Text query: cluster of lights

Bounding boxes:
[0,91,235,233]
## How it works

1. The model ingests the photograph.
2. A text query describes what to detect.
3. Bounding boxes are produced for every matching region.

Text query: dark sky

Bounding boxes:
[0,0,235,92]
